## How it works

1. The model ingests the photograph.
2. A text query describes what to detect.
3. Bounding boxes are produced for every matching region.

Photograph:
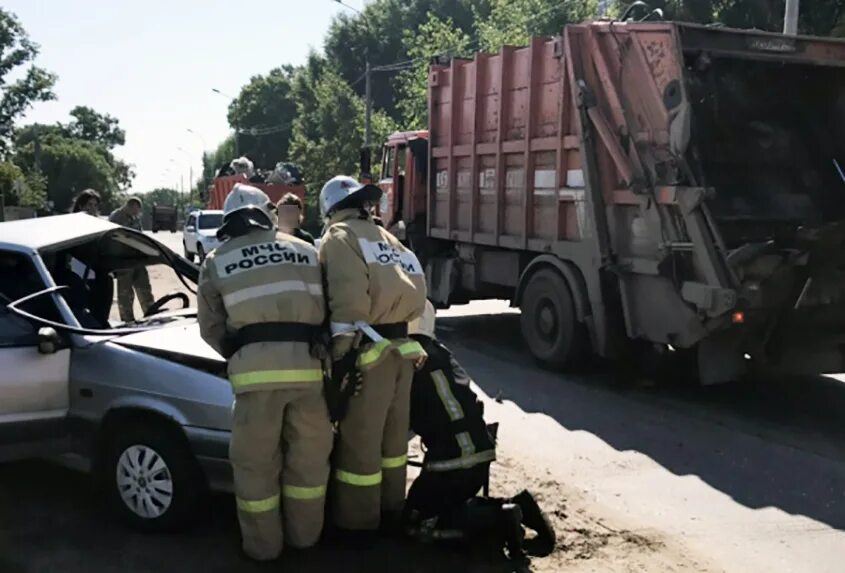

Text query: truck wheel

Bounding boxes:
[196,243,206,262]
[102,421,204,532]
[520,269,586,369]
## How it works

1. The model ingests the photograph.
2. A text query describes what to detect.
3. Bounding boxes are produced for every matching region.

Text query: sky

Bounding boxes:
[5,0,360,194]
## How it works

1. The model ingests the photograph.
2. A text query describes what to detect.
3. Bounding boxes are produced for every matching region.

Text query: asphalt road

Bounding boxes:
[2,231,844,572]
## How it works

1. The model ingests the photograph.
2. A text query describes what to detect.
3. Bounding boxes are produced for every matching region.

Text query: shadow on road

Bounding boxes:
[439,311,845,532]
[0,461,530,573]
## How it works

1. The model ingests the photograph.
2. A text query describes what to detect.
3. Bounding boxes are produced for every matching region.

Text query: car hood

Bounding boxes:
[113,322,225,367]
[198,229,220,238]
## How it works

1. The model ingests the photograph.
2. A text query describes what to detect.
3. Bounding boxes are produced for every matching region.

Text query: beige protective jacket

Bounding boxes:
[198,229,325,393]
[319,209,427,370]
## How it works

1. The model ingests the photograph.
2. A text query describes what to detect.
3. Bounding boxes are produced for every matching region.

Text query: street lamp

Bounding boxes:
[186,128,207,150]
[211,88,241,156]
[333,0,372,172]
[176,147,195,205]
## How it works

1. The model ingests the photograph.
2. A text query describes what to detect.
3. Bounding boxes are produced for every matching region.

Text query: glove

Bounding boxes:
[326,348,362,423]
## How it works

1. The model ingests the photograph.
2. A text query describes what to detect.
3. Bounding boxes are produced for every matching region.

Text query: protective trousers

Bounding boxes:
[230,387,333,560]
[333,351,413,530]
[116,267,154,322]
[405,463,489,519]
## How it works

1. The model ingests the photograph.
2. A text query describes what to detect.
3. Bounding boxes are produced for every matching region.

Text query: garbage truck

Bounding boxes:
[376,21,845,383]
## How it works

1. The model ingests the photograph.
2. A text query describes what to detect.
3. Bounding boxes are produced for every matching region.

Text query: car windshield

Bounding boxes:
[2,227,199,334]
[198,214,223,230]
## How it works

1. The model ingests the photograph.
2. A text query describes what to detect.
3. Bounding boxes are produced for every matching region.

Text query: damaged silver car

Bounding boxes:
[0,213,232,531]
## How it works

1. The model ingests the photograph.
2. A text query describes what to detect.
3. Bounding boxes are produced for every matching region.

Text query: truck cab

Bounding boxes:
[377,131,429,243]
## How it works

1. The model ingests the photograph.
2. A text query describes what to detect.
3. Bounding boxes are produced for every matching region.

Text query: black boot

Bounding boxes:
[500,503,529,563]
[511,490,556,556]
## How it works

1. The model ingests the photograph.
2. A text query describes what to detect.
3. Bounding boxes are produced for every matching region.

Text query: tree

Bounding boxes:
[13,131,119,211]
[396,13,473,128]
[0,9,56,154]
[324,0,490,117]
[290,65,396,225]
[477,0,595,50]
[199,135,236,193]
[13,106,135,212]
[609,0,843,36]
[228,67,298,169]
[64,105,126,149]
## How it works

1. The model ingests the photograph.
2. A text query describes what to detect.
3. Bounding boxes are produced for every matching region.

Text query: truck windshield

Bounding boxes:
[198,214,223,230]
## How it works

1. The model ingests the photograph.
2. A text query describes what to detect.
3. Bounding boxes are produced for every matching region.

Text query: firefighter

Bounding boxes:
[404,301,557,561]
[197,184,333,561]
[318,175,427,539]
[109,197,155,322]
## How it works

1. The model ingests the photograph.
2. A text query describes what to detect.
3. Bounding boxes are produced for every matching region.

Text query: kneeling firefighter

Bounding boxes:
[318,175,427,537]
[197,184,333,561]
[405,301,557,561]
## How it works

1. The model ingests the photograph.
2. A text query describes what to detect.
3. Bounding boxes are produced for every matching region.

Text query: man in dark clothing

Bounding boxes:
[404,302,556,562]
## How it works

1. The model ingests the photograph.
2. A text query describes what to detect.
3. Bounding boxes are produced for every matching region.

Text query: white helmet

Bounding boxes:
[409,300,436,339]
[319,175,382,218]
[223,183,275,225]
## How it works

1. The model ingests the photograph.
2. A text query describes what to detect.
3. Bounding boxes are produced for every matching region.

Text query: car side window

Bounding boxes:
[0,306,38,347]
[0,250,47,347]
[187,215,196,229]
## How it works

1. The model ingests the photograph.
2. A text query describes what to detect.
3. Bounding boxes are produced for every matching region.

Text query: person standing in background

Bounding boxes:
[276,193,315,245]
[71,189,101,216]
[109,197,154,322]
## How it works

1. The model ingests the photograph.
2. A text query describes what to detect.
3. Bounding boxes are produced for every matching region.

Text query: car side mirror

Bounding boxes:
[37,327,62,355]
[186,225,196,232]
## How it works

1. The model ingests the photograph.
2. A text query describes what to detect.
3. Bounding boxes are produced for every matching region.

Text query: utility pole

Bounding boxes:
[363,60,372,174]
[783,0,799,35]
[333,0,372,175]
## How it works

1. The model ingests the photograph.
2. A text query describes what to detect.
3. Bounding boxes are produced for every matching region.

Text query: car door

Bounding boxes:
[0,251,71,461]
[184,213,197,255]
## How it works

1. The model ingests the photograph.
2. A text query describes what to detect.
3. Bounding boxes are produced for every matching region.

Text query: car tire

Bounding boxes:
[520,268,587,369]
[183,242,194,262]
[102,421,205,532]
[196,243,206,262]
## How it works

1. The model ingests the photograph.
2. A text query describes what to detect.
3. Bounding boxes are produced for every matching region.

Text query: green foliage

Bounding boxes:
[290,65,396,225]
[611,0,843,36]
[0,8,57,154]
[0,161,44,209]
[397,13,473,129]
[477,0,595,50]
[199,135,236,192]
[0,161,23,206]
[64,106,126,149]
[14,131,118,211]
[324,0,489,115]
[12,108,133,213]
[228,67,298,169]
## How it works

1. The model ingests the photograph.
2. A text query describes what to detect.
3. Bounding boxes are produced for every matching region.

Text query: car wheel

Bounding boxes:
[102,421,204,531]
[196,243,206,262]
[520,268,587,369]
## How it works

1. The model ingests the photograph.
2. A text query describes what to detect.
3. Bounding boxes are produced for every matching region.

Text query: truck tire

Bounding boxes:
[102,421,204,532]
[520,269,586,369]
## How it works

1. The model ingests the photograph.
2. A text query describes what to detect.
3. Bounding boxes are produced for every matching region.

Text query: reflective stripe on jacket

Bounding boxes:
[410,335,496,472]
[319,209,427,370]
[197,229,325,393]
